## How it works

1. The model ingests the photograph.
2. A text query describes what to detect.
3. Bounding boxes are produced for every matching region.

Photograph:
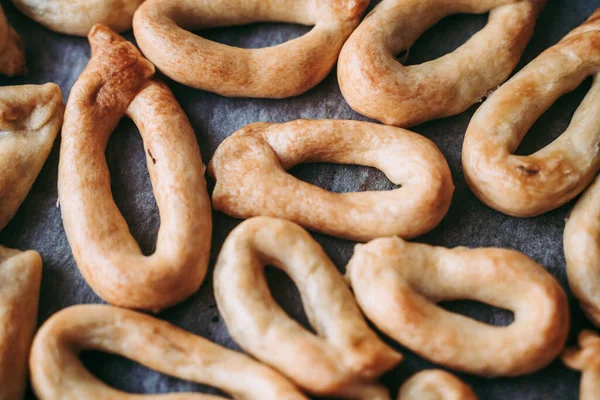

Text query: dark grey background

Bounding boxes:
[1,0,598,398]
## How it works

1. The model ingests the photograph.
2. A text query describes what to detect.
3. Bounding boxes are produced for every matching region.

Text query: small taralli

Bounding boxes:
[562,330,600,400]
[0,3,26,76]
[462,8,600,217]
[346,236,570,377]
[397,370,477,400]
[213,217,402,398]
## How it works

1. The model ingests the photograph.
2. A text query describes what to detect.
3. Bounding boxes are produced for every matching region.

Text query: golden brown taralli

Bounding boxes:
[397,370,478,400]
[0,4,26,76]
[562,330,600,400]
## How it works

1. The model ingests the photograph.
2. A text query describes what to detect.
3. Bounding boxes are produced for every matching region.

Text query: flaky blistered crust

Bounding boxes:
[209,119,454,242]
[338,0,544,127]
[10,0,145,36]
[562,330,600,400]
[58,25,212,312]
[0,4,26,76]
[214,217,401,397]
[397,370,478,400]
[30,304,307,400]
[463,9,600,217]
[346,237,570,377]
[133,0,368,98]
[0,83,63,231]
[0,246,42,400]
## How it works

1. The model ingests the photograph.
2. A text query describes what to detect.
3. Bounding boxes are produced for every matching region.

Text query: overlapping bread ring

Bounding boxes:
[29,304,308,400]
[397,370,477,400]
[10,0,145,36]
[346,237,570,377]
[562,330,600,400]
[208,120,454,242]
[214,217,402,397]
[0,3,26,76]
[58,25,212,312]
[133,0,368,98]
[462,9,600,217]
[337,0,545,127]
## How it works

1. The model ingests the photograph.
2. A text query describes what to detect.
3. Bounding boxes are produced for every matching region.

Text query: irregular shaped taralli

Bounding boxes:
[337,0,544,127]
[562,330,600,400]
[209,120,454,242]
[0,83,63,231]
[0,4,26,76]
[133,0,368,98]
[463,9,600,217]
[58,25,212,312]
[0,246,42,400]
[346,237,570,377]
[10,0,146,36]
[30,305,307,400]
[214,217,402,397]
[397,370,477,400]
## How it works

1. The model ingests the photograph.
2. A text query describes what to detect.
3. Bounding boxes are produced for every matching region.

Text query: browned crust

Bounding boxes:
[562,330,600,400]
[397,370,478,400]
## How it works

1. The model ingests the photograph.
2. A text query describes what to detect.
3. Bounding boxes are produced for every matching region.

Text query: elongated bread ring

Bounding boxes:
[0,4,26,76]
[397,370,477,400]
[133,0,368,98]
[58,25,212,312]
[0,83,63,232]
[463,9,600,217]
[564,175,600,326]
[337,0,544,127]
[562,330,600,400]
[346,237,570,377]
[214,217,402,397]
[208,120,453,242]
[10,0,145,36]
[30,304,308,400]
[0,246,42,400]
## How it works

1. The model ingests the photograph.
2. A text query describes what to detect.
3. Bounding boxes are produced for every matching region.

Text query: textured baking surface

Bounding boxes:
[0,0,596,398]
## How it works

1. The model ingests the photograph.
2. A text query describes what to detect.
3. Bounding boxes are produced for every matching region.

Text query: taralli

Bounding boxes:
[337,0,545,127]
[209,120,454,242]
[562,330,600,400]
[0,246,42,400]
[10,0,146,36]
[133,0,368,98]
[30,304,308,400]
[0,4,26,76]
[397,370,477,400]
[58,25,212,311]
[0,83,63,232]
[214,217,402,397]
[346,237,570,377]
[462,9,600,217]
[564,175,600,326]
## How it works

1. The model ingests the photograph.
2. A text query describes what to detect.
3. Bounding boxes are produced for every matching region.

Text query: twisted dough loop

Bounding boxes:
[463,9,600,217]
[58,25,212,311]
[0,4,26,76]
[214,217,402,397]
[562,330,600,400]
[30,304,307,400]
[133,0,368,98]
[338,0,544,127]
[346,237,569,377]
[209,120,453,242]
[397,370,477,400]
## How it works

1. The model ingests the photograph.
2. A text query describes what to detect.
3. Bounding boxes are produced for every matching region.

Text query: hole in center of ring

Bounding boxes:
[438,300,514,327]
[197,23,312,49]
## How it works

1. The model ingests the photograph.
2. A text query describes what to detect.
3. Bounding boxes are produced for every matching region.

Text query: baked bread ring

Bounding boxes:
[397,370,477,400]
[0,246,42,400]
[0,83,63,232]
[133,0,368,98]
[463,9,600,217]
[562,330,600,400]
[10,0,145,36]
[337,0,544,127]
[564,175,600,326]
[29,304,308,400]
[208,120,454,242]
[58,25,212,312]
[346,237,570,377]
[0,4,26,76]
[214,217,402,397]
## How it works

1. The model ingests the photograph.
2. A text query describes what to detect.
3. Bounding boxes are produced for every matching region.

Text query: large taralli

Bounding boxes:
[57,25,212,312]
[562,330,600,400]
[462,9,600,217]
[397,370,478,400]
[337,0,544,127]
[209,119,454,242]
[346,237,570,377]
[0,3,26,76]
[214,217,402,398]
[133,0,368,98]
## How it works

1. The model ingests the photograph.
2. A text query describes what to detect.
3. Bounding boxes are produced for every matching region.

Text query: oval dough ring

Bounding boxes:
[564,174,600,326]
[208,119,454,242]
[397,370,477,400]
[562,330,600,400]
[337,0,545,127]
[58,25,212,312]
[133,0,368,98]
[10,0,145,36]
[214,217,402,397]
[0,3,26,76]
[29,304,308,400]
[462,9,600,217]
[346,236,570,377]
